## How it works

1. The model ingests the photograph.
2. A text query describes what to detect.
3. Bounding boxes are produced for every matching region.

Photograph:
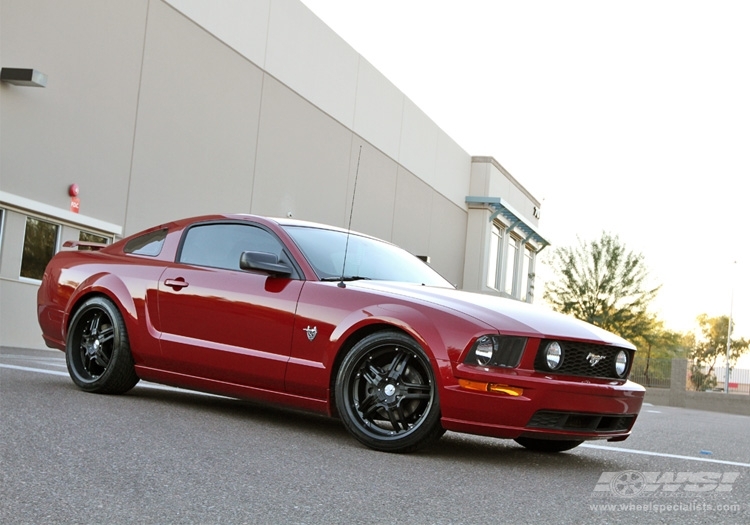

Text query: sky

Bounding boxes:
[300,0,750,346]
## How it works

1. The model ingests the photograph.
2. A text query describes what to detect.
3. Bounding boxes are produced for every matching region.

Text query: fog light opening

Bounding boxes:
[458,379,523,396]
[487,383,523,396]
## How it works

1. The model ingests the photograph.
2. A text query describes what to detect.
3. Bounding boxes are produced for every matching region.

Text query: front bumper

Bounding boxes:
[439,362,645,441]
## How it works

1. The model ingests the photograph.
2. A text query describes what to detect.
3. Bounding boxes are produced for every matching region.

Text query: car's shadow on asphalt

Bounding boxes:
[122,381,350,436]
[113,381,631,470]
[420,432,629,470]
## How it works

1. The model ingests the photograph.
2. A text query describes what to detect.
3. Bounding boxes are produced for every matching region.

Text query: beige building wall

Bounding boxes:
[0,0,544,349]
[0,0,148,224]
[124,0,263,233]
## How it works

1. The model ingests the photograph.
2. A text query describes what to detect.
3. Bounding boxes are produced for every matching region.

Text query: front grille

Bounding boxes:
[527,410,636,433]
[535,340,633,379]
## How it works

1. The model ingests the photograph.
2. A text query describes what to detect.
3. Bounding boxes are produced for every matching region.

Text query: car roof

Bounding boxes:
[219,214,377,239]
[117,214,380,249]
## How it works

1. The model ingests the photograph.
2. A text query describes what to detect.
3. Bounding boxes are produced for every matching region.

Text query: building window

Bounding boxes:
[520,245,533,300]
[0,208,5,254]
[487,224,502,289]
[485,223,536,301]
[20,217,59,280]
[504,236,518,295]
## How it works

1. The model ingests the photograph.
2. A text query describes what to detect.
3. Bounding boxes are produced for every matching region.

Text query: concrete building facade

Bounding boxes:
[0,0,547,349]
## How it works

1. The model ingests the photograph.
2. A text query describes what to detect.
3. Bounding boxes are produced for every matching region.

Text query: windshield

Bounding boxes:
[283,226,453,288]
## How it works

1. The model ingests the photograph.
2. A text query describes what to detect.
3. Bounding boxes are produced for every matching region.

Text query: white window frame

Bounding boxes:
[0,208,5,256]
[487,223,502,290]
[503,233,520,296]
[485,220,540,302]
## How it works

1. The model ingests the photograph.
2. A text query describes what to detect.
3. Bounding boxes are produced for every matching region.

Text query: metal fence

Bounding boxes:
[630,356,671,388]
[704,365,750,394]
[629,357,750,394]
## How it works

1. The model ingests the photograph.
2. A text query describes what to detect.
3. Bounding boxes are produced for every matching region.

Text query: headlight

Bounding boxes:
[615,350,628,377]
[465,335,526,368]
[544,341,563,370]
[473,336,496,366]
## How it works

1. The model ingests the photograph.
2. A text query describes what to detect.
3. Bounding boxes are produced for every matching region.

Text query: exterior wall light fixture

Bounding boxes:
[0,68,48,87]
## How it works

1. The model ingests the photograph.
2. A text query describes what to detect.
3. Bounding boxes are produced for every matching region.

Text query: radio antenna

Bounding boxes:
[339,145,362,288]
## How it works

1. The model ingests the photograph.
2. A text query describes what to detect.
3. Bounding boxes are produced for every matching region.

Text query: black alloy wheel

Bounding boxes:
[66,296,139,394]
[336,331,444,453]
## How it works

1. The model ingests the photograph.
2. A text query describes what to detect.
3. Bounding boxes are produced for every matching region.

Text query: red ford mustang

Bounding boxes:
[37,214,644,453]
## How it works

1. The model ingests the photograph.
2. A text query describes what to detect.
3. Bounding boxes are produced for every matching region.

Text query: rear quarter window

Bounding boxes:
[123,229,167,257]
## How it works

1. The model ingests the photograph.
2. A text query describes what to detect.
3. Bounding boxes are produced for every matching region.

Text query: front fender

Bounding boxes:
[285,281,497,410]
[330,303,448,363]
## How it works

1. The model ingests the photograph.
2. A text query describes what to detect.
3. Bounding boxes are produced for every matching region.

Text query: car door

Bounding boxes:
[155,221,303,390]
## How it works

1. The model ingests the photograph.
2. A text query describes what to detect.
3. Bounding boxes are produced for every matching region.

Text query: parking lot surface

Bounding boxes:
[2,347,748,524]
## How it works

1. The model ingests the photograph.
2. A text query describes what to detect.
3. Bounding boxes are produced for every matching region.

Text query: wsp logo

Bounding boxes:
[593,471,741,498]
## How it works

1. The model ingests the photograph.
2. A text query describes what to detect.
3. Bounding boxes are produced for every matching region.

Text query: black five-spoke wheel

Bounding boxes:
[66,296,139,394]
[336,331,444,453]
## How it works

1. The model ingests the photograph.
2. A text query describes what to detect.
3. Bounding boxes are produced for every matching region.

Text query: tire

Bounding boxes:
[335,331,444,453]
[66,296,139,394]
[514,437,584,453]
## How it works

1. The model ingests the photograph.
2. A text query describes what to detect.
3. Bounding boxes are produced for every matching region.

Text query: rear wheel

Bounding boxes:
[514,437,584,453]
[336,331,444,453]
[66,296,139,394]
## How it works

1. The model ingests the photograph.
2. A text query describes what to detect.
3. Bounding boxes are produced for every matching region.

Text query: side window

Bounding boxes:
[20,217,59,280]
[124,229,167,257]
[179,223,284,271]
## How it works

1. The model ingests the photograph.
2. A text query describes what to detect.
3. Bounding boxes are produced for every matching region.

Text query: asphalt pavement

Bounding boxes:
[2,346,748,524]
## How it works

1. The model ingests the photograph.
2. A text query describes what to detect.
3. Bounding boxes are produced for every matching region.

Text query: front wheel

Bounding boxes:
[66,296,139,394]
[335,331,444,453]
[514,437,584,453]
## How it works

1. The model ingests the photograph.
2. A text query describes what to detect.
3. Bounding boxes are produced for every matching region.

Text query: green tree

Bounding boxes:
[636,318,687,359]
[631,317,687,386]
[543,232,660,343]
[688,314,750,391]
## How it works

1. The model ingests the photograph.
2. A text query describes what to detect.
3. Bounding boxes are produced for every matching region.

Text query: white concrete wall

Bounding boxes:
[0,0,149,225]
[124,0,264,233]
[470,157,541,229]
[0,0,542,349]
[165,0,473,210]
[162,0,271,68]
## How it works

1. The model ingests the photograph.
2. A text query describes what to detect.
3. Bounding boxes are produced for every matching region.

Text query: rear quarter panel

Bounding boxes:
[37,250,168,366]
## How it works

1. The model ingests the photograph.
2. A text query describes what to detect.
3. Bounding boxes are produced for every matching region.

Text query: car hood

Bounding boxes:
[349,281,635,349]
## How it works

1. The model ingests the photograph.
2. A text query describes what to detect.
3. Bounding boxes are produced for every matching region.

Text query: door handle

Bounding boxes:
[164,278,189,290]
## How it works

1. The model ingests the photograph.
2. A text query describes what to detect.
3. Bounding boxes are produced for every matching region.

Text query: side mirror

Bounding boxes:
[239,251,292,277]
